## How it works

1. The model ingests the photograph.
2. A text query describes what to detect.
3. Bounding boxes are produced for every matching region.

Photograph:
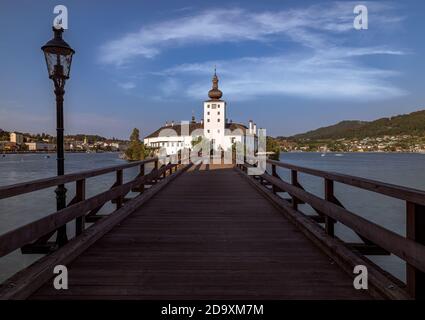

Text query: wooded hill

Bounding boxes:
[283,109,425,140]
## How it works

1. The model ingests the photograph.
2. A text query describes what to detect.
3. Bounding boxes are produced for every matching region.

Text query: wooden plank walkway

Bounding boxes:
[30,164,369,299]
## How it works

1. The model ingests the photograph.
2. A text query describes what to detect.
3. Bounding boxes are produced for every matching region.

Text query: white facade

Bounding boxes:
[25,142,55,151]
[204,100,226,150]
[10,132,24,145]
[144,129,195,156]
[144,72,257,155]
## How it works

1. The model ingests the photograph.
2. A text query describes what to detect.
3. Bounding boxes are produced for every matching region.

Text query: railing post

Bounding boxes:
[291,170,299,210]
[154,159,159,183]
[139,163,145,193]
[161,157,167,179]
[324,179,336,237]
[406,201,425,299]
[116,169,123,209]
[75,179,86,236]
[243,148,246,167]
[272,164,278,194]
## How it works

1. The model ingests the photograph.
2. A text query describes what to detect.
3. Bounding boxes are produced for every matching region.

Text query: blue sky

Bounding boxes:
[0,0,424,139]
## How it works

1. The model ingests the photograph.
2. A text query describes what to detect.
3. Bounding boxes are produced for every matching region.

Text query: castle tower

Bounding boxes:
[203,69,226,150]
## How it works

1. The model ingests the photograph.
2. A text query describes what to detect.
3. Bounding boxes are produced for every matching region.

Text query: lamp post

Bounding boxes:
[42,27,75,247]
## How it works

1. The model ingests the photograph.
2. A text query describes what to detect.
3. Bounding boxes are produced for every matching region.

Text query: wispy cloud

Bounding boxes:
[99,2,407,100]
[100,2,402,65]
[163,52,406,101]
[117,82,136,90]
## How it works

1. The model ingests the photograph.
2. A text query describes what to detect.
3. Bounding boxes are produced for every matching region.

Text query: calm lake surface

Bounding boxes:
[1,152,424,283]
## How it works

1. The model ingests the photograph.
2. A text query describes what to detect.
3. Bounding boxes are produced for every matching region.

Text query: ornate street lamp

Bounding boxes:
[42,27,75,246]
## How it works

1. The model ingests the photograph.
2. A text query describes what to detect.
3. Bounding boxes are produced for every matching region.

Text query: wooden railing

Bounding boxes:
[237,158,425,299]
[0,154,184,259]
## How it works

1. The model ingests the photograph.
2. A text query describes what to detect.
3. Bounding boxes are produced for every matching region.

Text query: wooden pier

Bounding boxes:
[0,155,424,300]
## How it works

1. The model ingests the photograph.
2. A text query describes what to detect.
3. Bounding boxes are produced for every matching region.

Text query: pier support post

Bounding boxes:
[75,179,86,236]
[406,201,425,299]
[291,170,299,210]
[116,170,123,209]
[324,179,336,237]
[154,159,159,183]
[139,164,145,193]
[272,164,278,194]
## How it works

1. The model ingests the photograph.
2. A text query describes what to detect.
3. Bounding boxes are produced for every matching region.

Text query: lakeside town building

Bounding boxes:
[10,132,24,145]
[25,142,55,152]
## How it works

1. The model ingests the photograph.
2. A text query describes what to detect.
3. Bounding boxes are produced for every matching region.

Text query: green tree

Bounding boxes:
[191,136,203,147]
[125,128,148,161]
[266,137,281,160]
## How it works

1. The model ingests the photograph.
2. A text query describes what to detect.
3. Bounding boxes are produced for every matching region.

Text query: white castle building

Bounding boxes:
[144,71,258,155]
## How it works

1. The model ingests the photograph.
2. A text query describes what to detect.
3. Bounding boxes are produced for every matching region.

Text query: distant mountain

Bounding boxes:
[289,120,367,140]
[285,109,425,140]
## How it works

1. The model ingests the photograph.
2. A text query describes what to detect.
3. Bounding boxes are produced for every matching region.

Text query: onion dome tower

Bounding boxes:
[208,67,223,100]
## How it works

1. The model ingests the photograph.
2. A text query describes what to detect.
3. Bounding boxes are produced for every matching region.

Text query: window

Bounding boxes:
[207,130,210,133]
[217,129,220,133]
[207,112,210,115]
[207,119,210,122]
[212,104,217,109]
[207,104,210,108]
[217,119,220,122]
[218,111,220,115]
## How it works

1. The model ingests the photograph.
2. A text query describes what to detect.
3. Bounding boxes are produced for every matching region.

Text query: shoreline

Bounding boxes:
[1,151,121,155]
[2,151,425,157]
[282,151,425,154]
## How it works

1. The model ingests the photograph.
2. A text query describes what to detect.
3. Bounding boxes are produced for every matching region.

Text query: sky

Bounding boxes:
[0,0,425,139]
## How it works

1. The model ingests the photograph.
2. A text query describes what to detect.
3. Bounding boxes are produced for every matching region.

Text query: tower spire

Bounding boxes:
[208,67,223,100]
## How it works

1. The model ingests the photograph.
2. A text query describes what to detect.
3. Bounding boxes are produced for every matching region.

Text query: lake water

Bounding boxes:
[1,152,424,283]
[0,153,139,282]
[273,152,425,283]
